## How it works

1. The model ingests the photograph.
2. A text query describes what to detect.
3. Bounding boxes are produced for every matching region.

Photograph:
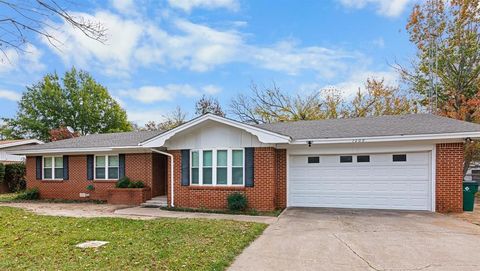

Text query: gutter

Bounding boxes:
[291,131,480,145]
[150,149,174,207]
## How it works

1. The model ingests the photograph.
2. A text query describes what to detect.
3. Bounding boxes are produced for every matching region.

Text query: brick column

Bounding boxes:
[436,143,464,213]
[275,149,287,209]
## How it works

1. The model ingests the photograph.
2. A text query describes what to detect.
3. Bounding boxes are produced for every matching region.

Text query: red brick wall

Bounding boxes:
[276,149,287,209]
[167,147,287,211]
[25,153,159,202]
[436,143,464,213]
[107,187,151,205]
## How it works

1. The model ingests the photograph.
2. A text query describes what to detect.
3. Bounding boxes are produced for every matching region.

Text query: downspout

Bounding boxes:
[151,149,174,207]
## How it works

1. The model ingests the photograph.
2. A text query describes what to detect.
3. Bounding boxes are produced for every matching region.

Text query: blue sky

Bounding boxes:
[0,0,417,125]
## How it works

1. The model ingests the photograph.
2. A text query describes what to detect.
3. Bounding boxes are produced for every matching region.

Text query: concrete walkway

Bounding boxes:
[114,206,278,224]
[0,202,277,223]
[229,208,480,271]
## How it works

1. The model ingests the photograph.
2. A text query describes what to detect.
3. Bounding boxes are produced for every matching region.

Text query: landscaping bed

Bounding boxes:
[0,206,266,270]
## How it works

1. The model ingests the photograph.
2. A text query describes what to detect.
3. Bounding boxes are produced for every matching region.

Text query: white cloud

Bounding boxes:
[0,89,22,101]
[203,85,222,95]
[121,83,223,103]
[110,0,137,15]
[148,19,243,72]
[247,40,361,78]
[338,0,411,17]
[43,11,143,76]
[167,0,239,12]
[323,69,399,96]
[0,44,44,74]
[127,108,168,125]
[41,11,368,79]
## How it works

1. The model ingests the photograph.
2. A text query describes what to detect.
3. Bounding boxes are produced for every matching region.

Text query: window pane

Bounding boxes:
[192,151,199,167]
[192,168,199,184]
[232,168,243,185]
[108,156,119,167]
[203,150,212,167]
[393,154,407,162]
[217,150,227,167]
[340,156,353,163]
[357,155,370,163]
[96,168,106,179]
[308,157,320,164]
[232,150,243,167]
[203,168,212,184]
[54,168,63,179]
[217,168,227,185]
[54,157,63,168]
[108,167,119,179]
[44,157,52,167]
[44,168,52,179]
[96,156,106,167]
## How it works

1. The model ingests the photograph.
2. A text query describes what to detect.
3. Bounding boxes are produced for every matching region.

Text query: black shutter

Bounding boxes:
[119,154,125,179]
[181,149,190,186]
[63,155,69,180]
[87,155,94,180]
[36,156,42,180]
[245,148,254,187]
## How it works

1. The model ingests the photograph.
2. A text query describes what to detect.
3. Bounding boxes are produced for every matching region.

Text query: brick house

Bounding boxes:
[9,113,480,213]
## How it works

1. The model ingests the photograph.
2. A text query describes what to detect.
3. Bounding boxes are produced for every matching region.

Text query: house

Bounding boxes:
[8,113,480,213]
[0,139,43,164]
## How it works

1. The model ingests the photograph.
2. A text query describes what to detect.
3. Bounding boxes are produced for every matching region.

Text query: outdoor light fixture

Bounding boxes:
[308,141,312,147]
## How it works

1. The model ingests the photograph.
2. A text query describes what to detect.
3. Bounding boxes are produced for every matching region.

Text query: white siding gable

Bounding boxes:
[165,120,273,149]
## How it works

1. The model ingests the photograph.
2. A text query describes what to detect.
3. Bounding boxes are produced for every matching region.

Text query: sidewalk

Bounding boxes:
[0,202,277,224]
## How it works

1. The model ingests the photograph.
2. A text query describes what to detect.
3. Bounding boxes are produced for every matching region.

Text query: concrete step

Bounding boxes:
[141,198,168,208]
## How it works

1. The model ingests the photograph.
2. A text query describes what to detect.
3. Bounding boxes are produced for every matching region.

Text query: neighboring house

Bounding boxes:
[0,139,43,164]
[464,161,480,182]
[8,114,480,213]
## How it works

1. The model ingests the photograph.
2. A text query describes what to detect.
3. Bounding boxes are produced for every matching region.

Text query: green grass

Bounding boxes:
[0,193,105,204]
[0,207,267,270]
[0,193,19,202]
[161,206,284,217]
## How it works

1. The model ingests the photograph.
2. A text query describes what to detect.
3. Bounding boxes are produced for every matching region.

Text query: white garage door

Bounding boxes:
[288,152,432,211]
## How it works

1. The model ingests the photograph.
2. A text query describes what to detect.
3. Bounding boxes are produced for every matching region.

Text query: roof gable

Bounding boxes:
[140,114,291,147]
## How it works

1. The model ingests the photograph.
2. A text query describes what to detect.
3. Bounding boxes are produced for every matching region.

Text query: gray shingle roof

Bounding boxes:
[256,114,480,140]
[10,130,164,151]
[8,114,480,153]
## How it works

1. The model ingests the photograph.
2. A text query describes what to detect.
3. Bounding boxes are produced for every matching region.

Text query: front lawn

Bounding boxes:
[0,207,266,270]
[0,193,19,202]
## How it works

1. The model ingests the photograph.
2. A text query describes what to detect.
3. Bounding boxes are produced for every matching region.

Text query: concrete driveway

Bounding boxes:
[229,208,480,271]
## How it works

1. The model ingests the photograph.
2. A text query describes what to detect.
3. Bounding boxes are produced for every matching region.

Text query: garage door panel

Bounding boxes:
[288,152,432,211]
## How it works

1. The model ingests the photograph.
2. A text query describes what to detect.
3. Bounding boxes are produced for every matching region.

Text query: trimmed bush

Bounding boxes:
[115,176,131,188]
[0,163,5,184]
[115,177,144,189]
[129,181,145,188]
[227,192,247,211]
[16,187,40,200]
[86,184,95,191]
[5,163,26,192]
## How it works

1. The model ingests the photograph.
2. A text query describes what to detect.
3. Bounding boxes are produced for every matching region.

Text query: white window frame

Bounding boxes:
[42,156,63,180]
[190,148,245,186]
[94,154,120,180]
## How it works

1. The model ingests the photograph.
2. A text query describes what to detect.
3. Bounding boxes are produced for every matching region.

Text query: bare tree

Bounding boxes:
[230,82,347,124]
[195,95,225,117]
[139,106,188,131]
[0,0,106,61]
